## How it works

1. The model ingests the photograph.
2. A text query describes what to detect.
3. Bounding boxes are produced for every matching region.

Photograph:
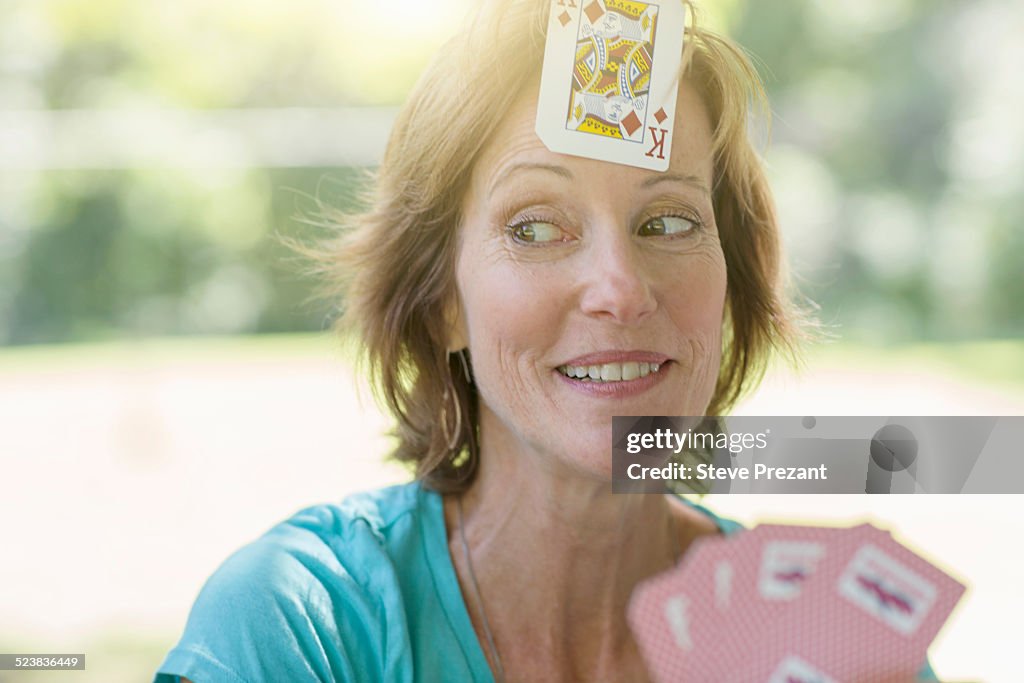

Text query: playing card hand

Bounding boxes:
[628,523,966,683]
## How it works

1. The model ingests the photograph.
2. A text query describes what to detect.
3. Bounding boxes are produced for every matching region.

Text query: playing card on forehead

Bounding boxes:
[537,0,686,171]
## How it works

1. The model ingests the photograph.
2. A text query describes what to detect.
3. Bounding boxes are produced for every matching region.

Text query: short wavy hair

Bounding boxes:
[305,0,805,493]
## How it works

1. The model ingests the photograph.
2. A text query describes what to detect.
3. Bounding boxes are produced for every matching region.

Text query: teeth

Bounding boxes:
[621,362,639,381]
[558,361,666,382]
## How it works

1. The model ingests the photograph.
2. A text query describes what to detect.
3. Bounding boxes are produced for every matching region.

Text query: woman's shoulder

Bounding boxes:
[214,480,429,597]
[283,480,426,549]
[154,481,431,683]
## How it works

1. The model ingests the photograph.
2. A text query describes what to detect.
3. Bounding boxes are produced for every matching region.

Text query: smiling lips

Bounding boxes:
[557,361,664,382]
[554,351,671,391]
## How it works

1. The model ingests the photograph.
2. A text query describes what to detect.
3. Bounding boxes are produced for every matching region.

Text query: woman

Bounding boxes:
[156,1,936,681]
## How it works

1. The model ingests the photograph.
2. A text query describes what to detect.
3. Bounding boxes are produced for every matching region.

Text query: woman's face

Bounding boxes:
[453,83,727,479]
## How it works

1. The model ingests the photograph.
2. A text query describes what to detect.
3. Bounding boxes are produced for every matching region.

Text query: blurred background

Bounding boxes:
[0,0,1021,681]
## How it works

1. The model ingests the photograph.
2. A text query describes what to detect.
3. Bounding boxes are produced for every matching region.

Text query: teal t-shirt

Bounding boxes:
[154,482,936,682]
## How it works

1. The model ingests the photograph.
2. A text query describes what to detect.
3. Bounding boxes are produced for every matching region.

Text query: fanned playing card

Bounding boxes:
[628,523,963,683]
[627,535,731,683]
[537,0,687,171]
[627,524,886,683]
[724,530,966,683]
[704,524,889,682]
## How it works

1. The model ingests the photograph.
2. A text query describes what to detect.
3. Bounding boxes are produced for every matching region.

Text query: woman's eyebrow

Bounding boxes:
[489,162,574,193]
[642,173,711,196]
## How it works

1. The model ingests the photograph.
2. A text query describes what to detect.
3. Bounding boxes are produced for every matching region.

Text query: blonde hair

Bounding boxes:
[304,0,805,492]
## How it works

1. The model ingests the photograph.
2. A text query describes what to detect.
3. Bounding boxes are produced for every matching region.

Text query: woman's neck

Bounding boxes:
[444,428,719,681]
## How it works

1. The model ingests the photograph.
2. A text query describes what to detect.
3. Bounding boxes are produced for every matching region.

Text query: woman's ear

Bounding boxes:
[445,297,468,352]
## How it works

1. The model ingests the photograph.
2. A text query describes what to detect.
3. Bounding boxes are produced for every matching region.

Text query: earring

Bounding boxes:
[441,350,466,454]
[455,348,472,384]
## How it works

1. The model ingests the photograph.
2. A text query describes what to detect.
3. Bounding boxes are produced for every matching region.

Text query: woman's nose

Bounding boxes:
[578,233,657,325]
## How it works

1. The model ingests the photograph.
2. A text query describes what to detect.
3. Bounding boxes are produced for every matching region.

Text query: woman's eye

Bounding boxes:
[638,215,698,237]
[508,221,569,244]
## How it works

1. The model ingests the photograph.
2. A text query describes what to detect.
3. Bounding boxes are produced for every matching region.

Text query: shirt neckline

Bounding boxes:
[417,483,496,683]
[415,482,738,682]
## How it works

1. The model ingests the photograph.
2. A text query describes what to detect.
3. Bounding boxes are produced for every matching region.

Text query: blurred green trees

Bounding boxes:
[1,0,1021,346]
[730,0,1023,342]
[1,168,361,344]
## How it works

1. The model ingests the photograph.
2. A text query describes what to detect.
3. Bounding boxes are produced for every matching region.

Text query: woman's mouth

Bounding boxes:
[553,351,672,398]
[556,361,664,383]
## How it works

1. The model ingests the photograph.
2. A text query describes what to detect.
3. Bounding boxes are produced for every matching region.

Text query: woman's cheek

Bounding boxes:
[461,260,564,381]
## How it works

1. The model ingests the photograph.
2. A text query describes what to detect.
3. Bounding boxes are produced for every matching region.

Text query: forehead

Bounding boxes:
[472,80,716,192]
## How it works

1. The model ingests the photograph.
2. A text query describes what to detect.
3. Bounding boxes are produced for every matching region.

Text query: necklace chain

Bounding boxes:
[457,496,507,683]
[455,496,683,683]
